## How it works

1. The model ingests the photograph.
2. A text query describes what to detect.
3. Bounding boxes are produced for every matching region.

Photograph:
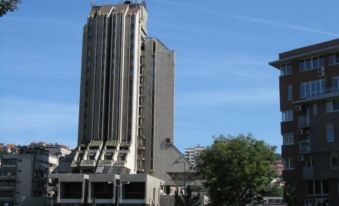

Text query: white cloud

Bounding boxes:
[152,0,339,37]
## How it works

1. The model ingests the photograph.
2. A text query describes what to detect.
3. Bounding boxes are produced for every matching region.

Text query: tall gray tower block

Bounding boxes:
[67,1,190,183]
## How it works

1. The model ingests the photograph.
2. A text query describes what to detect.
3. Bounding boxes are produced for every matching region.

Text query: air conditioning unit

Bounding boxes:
[165,138,172,145]
[298,155,304,161]
[295,105,302,111]
[317,66,325,77]
[297,129,304,135]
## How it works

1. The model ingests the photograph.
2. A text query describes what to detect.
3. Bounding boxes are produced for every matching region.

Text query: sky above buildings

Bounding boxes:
[1,0,339,152]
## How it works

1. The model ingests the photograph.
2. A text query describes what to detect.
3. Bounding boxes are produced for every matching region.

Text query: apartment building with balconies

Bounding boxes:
[270,38,339,205]
[0,147,54,206]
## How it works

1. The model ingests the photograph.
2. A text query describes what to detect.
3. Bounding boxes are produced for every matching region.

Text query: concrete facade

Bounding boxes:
[65,0,190,185]
[52,1,193,205]
[52,173,164,206]
[270,38,339,205]
[0,148,54,206]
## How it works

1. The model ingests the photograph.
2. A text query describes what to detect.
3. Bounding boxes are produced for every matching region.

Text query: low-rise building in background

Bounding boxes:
[0,143,72,206]
[184,145,206,168]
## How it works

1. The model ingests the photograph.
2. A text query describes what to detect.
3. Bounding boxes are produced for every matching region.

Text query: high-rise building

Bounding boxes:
[71,0,182,178]
[184,145,205,167]
[52,2,191,205]
[269,38,339,205]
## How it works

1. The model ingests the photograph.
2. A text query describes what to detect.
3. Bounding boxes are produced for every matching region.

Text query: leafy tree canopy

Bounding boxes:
[196,134,276,206]
[0,0,21,17]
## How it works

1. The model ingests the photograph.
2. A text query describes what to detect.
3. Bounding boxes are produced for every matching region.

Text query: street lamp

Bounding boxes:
[108,181,130,206]
[49,191,55,206]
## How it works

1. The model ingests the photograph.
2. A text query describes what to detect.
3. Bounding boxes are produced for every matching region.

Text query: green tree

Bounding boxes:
[196,134,276,206]
[0,0,21,17]
[284,183,297,206]
[174,185,201,206]
[265,184,283,197]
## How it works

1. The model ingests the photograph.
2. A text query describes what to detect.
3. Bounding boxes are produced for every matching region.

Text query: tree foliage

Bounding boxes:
[284,183,297,206]
[264,184,283,197]
[0,0,21,17]
[196,134,276,206]
[174,185,201,206]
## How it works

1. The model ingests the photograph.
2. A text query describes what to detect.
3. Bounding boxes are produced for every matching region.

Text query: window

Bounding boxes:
[333,76,339,91]
[283,133,294,145]
[104,153,113,160]
[284,158,295,170]
[307,180,329,195]
[312,104,318,116]
[300,79,325,99]
[300,56,324,72]
[137,160,144,169]
[326,99,339,113]
[122,182,145,199]
[138,128,143,136]
[138,117,143,126]
[334,100,339,111]
[120,154,126,161]
[140,76,144,85]
[326,101,332,113]
[326,124,334,142]
[287,85,293,101]
[280,64,292,76]
[330,152,338,168]
[139,86,144,95]
[88,153,95,160]
[139,107,144,115]
[139,96,144,105]
[304,155,313,167]
[282,110,293,122]
[328,53,339,65]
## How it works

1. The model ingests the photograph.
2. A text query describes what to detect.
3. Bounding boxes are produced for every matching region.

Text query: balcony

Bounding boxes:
[118,149,129,154]
[294,87,339,104]
[302,167,314,179]
[80,160,96,167]
[98,160,114,167]
[299,140,311,154]
[114,160,127,167]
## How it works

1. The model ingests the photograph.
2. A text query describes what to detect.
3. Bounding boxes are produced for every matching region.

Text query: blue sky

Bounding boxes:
[1,0,339,152]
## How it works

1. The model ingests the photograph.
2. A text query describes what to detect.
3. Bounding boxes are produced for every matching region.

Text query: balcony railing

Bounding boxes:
[114,161,127,167]
[80,160,96,167]
[295,87,339,104]
[299,140,311,154]
[98,160,114,167]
